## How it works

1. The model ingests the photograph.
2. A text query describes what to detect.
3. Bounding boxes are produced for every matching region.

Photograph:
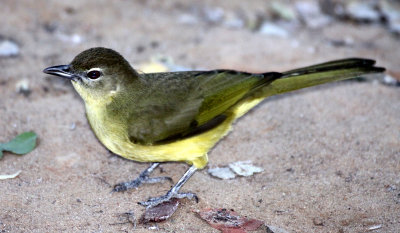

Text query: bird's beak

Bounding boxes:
[43,65,75,80]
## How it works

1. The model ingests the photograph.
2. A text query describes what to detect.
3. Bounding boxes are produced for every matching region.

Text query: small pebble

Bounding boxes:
[367,224,382,231]
[259,22,289,38]
[56,33,83,45]
[295,1,332,28]
[0,39,19,57]
[381,74,400,86]
[15,79,31,97]
[346,1,380,22]
[177,14,199,25]
[223,12,245,29]
[379,0,400,34]
[312,217,324,226]
[203,7,224,24]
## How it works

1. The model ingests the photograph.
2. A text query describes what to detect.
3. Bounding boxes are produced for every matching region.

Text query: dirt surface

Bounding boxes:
[1,1,399,232]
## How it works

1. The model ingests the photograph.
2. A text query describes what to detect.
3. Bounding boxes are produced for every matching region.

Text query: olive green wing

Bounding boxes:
[128,70,281,144]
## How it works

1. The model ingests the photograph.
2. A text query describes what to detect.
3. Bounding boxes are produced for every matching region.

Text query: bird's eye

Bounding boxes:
[87,70,101,79]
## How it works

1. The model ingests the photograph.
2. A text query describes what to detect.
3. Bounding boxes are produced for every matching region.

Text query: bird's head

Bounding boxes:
[43,47,138,103]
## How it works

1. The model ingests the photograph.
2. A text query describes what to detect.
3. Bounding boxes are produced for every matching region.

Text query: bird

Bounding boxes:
[43,47,385,208]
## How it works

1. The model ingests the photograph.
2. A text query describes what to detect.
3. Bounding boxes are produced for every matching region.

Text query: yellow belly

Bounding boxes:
[85,96,265,169]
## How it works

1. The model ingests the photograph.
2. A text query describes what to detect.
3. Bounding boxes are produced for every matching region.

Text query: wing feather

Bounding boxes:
[128,70,281,144]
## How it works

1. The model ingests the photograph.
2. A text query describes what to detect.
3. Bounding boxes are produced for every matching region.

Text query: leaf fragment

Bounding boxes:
[0,131,37,157]
[0,170,21,180]
[196,208,264,233]
[140,198,180,223]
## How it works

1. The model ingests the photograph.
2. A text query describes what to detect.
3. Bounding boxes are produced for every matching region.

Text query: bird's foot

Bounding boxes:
[112,176,172,192]
[112,163,172,192]
[139,190,198,209]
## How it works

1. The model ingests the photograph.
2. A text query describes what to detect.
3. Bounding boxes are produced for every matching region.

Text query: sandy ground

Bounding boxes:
[1,0,399,232]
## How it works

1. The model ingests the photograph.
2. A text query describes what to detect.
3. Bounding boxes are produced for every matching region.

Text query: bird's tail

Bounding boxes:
[263,58,385,96]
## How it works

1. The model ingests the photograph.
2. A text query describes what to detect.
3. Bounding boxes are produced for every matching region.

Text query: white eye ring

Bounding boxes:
[88,68,102,72]
[86,68,102,80]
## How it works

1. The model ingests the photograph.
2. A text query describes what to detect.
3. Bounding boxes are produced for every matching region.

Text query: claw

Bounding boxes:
[112,182,129,192]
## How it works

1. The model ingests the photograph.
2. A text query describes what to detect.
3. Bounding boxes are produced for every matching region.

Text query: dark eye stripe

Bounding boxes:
[87,70,101,79]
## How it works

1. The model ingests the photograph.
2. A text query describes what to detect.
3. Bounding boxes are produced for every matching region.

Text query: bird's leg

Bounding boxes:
[112,162,172,192]
[139,165,198,208]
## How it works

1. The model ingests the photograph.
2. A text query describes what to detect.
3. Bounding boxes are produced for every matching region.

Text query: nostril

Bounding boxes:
[60,65,71,72]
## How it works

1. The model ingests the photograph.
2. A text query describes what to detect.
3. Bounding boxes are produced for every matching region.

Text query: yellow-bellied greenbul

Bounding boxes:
[43,47,385,208]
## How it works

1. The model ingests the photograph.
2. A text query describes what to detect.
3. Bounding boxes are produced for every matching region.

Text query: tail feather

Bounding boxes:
[263,58,385,96]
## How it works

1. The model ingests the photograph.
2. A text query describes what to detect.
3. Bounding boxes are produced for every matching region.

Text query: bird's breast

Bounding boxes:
[85,102,130,155]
